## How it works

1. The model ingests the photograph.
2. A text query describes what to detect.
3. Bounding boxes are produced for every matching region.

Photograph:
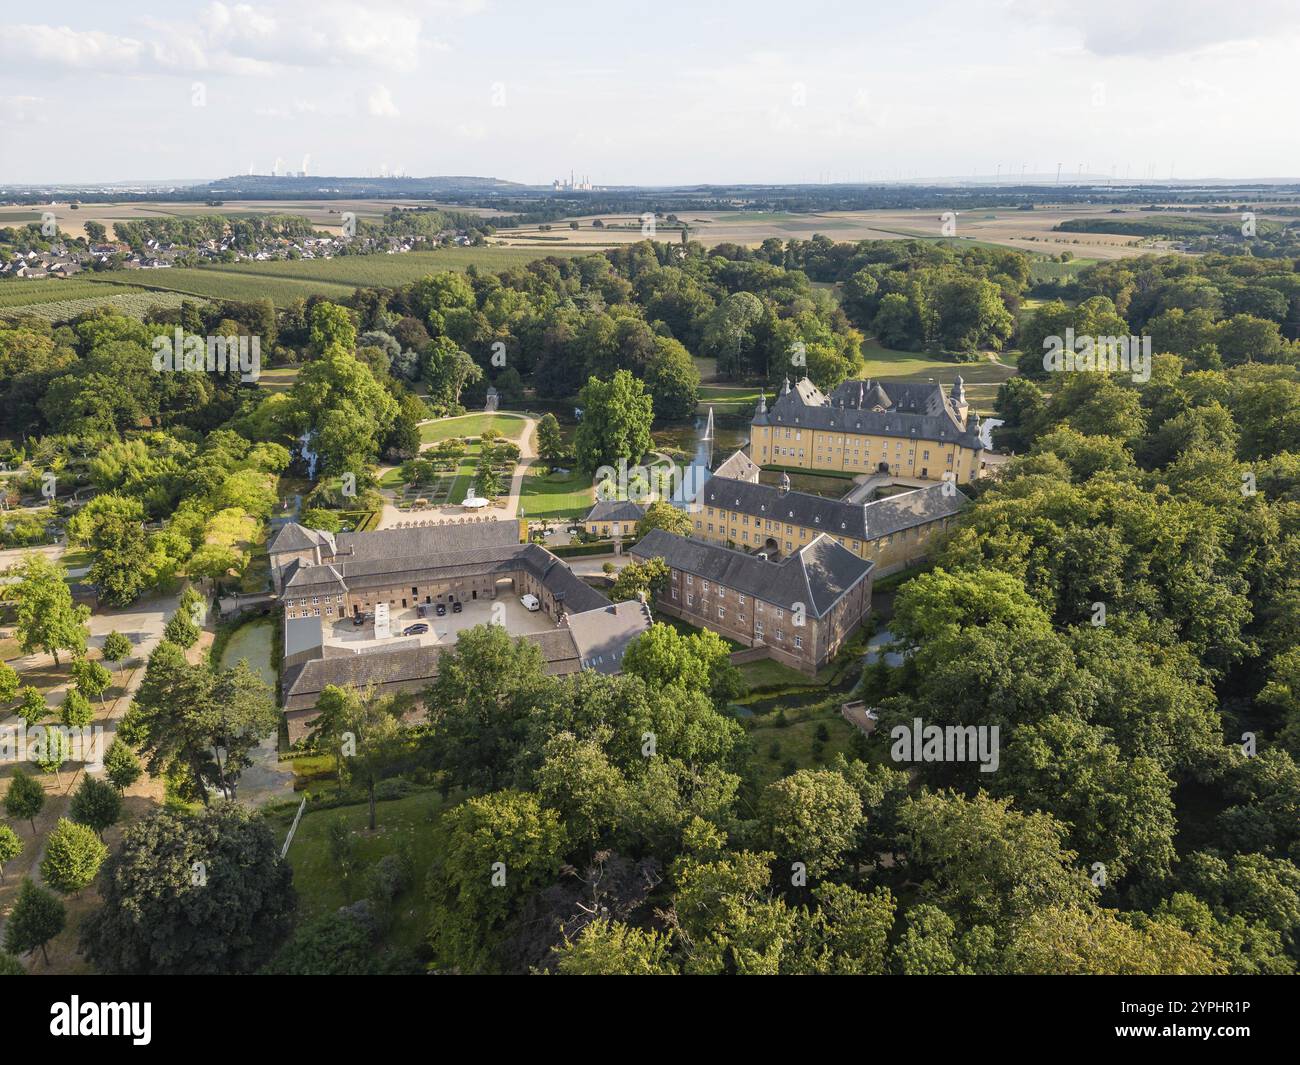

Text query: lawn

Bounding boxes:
[746,703,862,790]
[520,466,594,520]
[419,412,528,446]
[736,656,829,691]
[859,340,1016,415]
[698,384,763,414]
[267,787,463,957]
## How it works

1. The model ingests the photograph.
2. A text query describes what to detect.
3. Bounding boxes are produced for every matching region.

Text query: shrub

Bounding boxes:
[40,818,108,894]
[369,852,412,903]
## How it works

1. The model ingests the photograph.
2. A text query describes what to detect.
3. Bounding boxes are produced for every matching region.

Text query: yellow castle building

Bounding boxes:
[749,376,983,485]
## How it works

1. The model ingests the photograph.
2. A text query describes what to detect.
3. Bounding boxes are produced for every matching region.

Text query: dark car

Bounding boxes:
[451,601,463,614]
[402,623,429,636]
[351,614,366,626]
[435,603,447,617]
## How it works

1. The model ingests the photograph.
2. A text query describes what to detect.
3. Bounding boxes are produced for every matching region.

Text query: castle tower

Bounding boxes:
[950,375,969,427]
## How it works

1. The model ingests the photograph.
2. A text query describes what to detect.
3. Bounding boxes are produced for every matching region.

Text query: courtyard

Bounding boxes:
[321,586,561,653]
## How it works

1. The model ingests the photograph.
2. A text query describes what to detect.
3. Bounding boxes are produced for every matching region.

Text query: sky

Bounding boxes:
[1,0,1298,186]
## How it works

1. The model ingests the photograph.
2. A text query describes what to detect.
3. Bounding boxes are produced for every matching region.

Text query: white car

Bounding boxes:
[520,593,540,611]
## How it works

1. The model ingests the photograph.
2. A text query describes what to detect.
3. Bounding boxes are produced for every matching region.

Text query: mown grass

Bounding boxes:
[418,412,527,445]
[859,340,1015,414]
[519,466,594,520]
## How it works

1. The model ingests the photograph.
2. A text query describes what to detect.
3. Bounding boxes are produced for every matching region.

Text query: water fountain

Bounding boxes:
[672,406,714,507]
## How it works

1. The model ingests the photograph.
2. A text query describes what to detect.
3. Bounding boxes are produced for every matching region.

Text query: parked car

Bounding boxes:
[451,600,463,613]
[520,593,540,611]
[352,614,366,626]
[435,602,447,617]
[402,623,429,636]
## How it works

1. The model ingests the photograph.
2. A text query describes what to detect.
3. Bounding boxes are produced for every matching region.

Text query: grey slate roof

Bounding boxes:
[761,376,981,450]
[631,528,873,618]
[713,450,760,483]
[701,476,969,541]
[566,599,653,674]
[267,523,335,555]
[583,499,646,523]
[278,528,611,616]
[282,628,582,710]
[333,520,520,561]
[518,543,613,614]
[284,615,324,658]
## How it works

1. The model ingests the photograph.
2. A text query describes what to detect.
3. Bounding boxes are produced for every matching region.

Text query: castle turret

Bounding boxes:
[951,375,969,427]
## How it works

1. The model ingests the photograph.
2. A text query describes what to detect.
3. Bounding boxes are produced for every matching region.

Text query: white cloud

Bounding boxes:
[203,2,425,72]
[0,24,189,72]
[367,84,399,117]
[1011,0,1300,57]
[0,3,453,77]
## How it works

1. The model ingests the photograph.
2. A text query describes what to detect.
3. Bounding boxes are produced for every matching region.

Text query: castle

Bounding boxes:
[748,376,983,484]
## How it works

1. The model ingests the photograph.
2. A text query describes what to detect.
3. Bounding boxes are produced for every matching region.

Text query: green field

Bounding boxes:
[418,412,528,445]
[746,704,861,790]
[698,384,763,414]
[520,467,594,520]
[267,788,461,959]
[859,340,1015,414]
[256,366,300,392]
[0,276,196,321]
[1029,257,1096,282]
[79,247,595,307]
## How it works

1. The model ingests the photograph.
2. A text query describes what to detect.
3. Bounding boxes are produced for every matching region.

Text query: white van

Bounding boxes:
[520,594,540,612]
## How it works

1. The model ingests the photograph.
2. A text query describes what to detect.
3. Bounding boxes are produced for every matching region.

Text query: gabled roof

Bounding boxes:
[565,599,654,674]
[282,628,582,711]
[701,475,969,541]
[268,522,334,555]
[583,499,646,523]
[712,449,760,483]
[333,520,519,561]
[518,544,611,614]
[761,377,981,450]
[631,528,873,618]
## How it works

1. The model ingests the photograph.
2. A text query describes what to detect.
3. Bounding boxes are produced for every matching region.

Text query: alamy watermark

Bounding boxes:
[889,717,999,773]
[1,723,106,770]
[152,329,261,383]
[1042,328,1150,383]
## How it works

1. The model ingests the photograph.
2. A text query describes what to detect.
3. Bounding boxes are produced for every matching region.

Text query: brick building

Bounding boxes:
[631,528,874,673]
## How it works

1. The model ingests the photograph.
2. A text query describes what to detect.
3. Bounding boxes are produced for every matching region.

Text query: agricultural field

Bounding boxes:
[491,202,1238,259]
[0,277,196,321]
[78,246,595,307]
[0,198,504,242]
